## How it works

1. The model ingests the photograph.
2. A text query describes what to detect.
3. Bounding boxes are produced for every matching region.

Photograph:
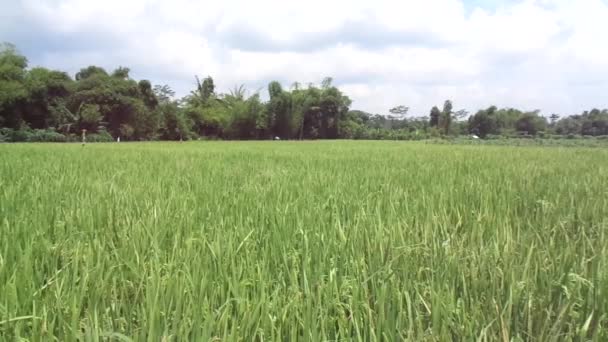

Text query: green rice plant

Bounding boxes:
[1,141,607,340]
[428,136,608,148]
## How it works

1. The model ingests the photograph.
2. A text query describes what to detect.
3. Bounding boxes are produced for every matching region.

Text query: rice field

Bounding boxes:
[1,141,607,341]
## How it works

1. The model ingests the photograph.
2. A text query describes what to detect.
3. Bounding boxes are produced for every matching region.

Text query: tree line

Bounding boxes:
[1,43,607,142]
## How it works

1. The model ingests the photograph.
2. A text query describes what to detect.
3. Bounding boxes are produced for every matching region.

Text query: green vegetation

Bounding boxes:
[1,141,607,340]
[3,43,608,142]
[428,136,608,148]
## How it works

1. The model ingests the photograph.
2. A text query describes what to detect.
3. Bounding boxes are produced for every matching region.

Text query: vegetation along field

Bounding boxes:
[1,141,607,341]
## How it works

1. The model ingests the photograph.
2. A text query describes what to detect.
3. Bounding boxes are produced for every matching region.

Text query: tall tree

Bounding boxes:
[23,67,73,129]
[112,67,130,79]
[429,106,441,127]
[515,111,547,135]
[389,105,409,117]
[0,43,28,128]
[468,106,498,138]
[158,102,191,140]
[69,65,159,139]
[441,100,453,135]
[194,76,215,104]
[138,80,158,109]
[75,65,108,81]
[183,76,221,137]
[153,85,175,104]
[267,81,293,139]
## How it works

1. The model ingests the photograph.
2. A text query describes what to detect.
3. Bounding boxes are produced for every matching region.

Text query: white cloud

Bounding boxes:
[2,0,608,115]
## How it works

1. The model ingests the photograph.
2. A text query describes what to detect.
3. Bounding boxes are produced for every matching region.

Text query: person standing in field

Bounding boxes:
[81,129,86,146]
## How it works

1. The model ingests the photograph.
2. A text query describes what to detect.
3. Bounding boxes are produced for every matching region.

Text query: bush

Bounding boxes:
[0,128,11,142]
[8,128,33,142]
[0,128,67,142]
[28,129,68,142]
[0,128,69,142]
[0,127,120,143]
[87,130,114,142]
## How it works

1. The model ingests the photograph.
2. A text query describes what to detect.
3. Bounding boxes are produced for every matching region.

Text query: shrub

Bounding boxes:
[9,128,33,142]
[0,128,12,142]
[28,129,68,142]
[87,130,114,142]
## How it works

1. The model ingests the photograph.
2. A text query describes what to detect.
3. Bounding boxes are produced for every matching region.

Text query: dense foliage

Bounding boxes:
[2,43,608,142]
[1,142,607,340]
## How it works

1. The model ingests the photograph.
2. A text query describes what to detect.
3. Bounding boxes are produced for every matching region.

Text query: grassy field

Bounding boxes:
[428,137,608,148]
[1,141,607,341]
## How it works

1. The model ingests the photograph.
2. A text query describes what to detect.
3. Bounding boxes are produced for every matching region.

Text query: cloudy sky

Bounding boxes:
[1,0,607,116]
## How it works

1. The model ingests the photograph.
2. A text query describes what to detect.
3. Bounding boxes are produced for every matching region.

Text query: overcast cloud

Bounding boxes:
[1,0,607,115]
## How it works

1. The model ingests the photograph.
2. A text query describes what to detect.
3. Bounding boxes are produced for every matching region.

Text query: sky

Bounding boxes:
[1,0,608,116]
